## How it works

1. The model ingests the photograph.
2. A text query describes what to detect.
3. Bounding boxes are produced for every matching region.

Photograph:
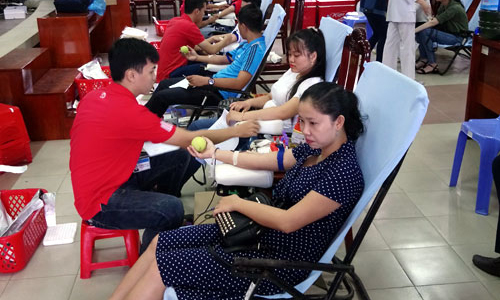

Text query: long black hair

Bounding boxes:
[286,28,327,100]
[300,82,364,141]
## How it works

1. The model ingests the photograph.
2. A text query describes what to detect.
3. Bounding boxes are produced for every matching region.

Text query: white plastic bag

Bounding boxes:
[2,190,44,237]
[78,59,108,80]
[0,192,13,236]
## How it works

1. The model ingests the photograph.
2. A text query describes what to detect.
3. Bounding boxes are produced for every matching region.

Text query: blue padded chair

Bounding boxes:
[449,116,500,215]
[229,62,428,299]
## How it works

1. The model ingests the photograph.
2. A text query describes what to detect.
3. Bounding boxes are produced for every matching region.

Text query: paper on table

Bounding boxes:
[0,165,27,173]
[143,141,180,157]
[204,109,239,165]
[169,78,190,89]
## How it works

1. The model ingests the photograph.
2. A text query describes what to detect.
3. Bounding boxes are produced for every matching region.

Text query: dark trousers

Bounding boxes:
[169,62,207,78]
[365,12,388,62]
[89,149,192,253]
[492,155,500,254]
[146,77,222,118]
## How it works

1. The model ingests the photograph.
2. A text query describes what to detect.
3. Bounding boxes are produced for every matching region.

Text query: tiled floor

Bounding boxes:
[0,9,499,300]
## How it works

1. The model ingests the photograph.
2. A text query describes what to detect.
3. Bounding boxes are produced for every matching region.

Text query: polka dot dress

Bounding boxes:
[156,141,364,299]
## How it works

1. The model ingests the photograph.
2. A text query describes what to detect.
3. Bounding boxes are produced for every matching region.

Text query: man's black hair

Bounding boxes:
[108,38,159,82]
[185,0,206,14]
[237,4,263,33]
[243,0,262,9]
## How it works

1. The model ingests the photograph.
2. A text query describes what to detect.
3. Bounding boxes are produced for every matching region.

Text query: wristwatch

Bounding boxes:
[208,78,215,86]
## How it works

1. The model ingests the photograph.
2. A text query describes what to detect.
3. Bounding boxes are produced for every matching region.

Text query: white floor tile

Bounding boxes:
[352,250,412,289]
[393,246,477,286]
[374,218,447,249]
[417,282,494,300]
[368,287,423,300]
[1,275,75,300]
[427,213,497,245]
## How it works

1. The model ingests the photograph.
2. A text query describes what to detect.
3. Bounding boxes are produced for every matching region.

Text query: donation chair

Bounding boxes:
[170,4,286,126]
[223,62,429,299]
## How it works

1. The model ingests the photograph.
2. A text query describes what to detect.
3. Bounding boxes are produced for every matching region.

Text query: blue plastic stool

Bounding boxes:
[449,116,500,215]
[341,12,373,40]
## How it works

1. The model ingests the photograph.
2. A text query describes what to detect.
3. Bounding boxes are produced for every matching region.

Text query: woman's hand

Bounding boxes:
[181,46,198,61]
[186,137,215,159]
[214,194,242,215]
[186,75,209,87]
[226,109,245,125]
[233,120,260,137]
[229,99,252,112]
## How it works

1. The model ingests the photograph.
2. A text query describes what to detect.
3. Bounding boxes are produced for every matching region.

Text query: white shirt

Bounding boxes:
[386,0,416,23]
[265,69,322,132]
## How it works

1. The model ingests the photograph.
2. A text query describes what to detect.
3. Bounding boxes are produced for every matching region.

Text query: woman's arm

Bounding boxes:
[415,17,439,33]
[227,97,300,123]
[214,191,340,233]
[229,94,272,112]
[187,138,297,171]
[164,121,260,148]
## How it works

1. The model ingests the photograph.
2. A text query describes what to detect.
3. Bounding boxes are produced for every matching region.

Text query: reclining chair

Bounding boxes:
[169,4,286,127]
[212,62,429,299]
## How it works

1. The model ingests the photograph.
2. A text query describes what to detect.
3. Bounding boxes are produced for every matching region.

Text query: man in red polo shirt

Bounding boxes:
[70,38,259,253]
[157,0,234,81]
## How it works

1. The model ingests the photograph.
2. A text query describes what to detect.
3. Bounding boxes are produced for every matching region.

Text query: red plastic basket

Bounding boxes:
[155,20,169,37]
[74,66,113,100]
[150,41,161,51]
[0,189,47,273]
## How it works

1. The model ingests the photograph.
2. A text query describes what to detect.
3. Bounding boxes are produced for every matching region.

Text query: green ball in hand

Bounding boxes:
[180,46,189,54]
[191,136,207,152]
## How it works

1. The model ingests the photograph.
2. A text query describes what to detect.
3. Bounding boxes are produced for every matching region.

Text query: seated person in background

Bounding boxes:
[415,0,468,74]
[179,0,229,30]
[472,155,500,278]
[146,4,266,118]
[156,0,234,81]
[109,82,365,300]
[226,28,326,133]
[200,0,262,37]
[70,38,260,254]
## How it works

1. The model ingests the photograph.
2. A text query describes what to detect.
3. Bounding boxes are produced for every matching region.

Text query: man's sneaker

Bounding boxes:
[472,254,500,277]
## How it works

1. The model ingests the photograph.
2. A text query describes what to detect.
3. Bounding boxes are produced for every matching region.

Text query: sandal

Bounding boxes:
[415,60,428,70]
[416,64,439,74]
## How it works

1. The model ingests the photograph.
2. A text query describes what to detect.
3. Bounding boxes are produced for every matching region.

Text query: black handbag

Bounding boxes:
[54,0,91,13]
[215,192,273,252]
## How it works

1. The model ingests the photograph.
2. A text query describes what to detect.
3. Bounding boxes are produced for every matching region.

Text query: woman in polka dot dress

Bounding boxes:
[110,82,365,300]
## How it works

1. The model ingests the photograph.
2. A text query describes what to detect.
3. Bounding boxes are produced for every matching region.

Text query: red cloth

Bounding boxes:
[157,14,205,81]
[70,83,176,220]
[232,0,242,14]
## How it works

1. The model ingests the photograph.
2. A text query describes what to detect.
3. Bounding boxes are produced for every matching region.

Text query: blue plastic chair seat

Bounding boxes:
[449,116,500,215]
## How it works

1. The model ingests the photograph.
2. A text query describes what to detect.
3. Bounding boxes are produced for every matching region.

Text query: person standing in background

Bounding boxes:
[382,0,417,79]
[360,0,388,62]
[472,155,500,278]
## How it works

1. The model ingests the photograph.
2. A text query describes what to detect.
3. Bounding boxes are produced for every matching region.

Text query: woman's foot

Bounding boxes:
[415,60,428,70]
[416,63,439,74]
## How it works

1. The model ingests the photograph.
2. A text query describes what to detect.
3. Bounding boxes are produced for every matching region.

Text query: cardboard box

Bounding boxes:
[4,6,27,19]
[193,191,221,225]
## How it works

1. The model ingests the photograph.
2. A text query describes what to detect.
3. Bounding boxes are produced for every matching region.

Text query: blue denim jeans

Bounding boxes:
[415,28,463,64]
[89,149,191,253]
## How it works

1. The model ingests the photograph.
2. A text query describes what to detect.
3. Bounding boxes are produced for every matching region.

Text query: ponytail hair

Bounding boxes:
[300,82,364,141]
[286,28,326,100]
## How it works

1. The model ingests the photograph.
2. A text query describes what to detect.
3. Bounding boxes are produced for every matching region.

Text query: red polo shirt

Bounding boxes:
[157,14,205,80]
[70,83,176,220]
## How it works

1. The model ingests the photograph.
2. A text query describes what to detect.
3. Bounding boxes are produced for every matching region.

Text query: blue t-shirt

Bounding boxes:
[214,36,266,99]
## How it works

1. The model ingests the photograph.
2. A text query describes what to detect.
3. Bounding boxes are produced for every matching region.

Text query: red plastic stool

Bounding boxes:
[80,220,140,279]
